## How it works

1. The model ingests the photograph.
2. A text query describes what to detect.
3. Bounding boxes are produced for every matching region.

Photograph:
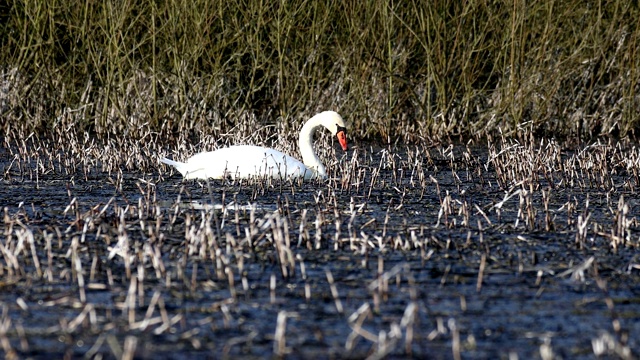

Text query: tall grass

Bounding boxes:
[1,0,638,144]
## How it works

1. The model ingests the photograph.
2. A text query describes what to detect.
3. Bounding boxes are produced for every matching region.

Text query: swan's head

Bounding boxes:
[318,111,348,151]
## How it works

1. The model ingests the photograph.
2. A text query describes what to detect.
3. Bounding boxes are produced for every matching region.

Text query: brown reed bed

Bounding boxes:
[0,129,639,358]
[1,1,639,143]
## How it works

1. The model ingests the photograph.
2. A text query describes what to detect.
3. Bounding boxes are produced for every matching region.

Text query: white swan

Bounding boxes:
[160,111,348,180]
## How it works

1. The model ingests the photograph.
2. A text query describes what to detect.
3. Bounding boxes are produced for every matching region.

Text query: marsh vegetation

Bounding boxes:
[1,0,639,358]
[2,0,639,141]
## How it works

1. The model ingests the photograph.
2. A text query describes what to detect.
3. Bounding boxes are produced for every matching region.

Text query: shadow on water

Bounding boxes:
[0,143,638,359]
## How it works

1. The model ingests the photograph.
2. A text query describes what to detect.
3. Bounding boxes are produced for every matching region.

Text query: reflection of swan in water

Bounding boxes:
[184,201,276,212]
[154,199,277,213]
[160,111,348,180]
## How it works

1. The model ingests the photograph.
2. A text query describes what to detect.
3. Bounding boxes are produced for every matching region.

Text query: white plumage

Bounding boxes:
[160,111,348,180]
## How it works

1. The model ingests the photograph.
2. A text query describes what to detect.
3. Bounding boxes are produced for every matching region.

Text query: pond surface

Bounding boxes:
[0,142,638,359]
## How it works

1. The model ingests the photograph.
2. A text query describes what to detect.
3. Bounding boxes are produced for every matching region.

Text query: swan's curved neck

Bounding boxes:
[299,114,327,176]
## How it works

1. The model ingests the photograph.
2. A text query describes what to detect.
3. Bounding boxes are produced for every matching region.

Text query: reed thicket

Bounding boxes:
[1,0,638,143]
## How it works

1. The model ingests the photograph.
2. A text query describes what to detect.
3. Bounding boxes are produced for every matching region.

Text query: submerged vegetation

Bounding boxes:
[1,0,639,143]
[1,139,640,358]
[0,0,639,358]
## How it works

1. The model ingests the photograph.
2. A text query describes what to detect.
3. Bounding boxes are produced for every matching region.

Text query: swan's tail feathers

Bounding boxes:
[160,157,181,167]
[160,157,186,176]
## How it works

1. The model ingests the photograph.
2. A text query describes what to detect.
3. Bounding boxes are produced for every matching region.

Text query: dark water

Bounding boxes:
[0,144,638,359]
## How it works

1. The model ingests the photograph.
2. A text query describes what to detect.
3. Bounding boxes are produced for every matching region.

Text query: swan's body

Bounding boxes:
[160,111,348,180]
[160,145,317,180]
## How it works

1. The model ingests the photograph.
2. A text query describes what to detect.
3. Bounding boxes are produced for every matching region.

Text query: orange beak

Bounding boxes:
[336,129,348,151]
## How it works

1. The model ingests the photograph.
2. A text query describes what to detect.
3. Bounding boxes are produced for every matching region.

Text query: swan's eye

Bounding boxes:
[336,125,346,134]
